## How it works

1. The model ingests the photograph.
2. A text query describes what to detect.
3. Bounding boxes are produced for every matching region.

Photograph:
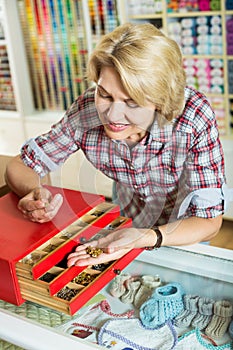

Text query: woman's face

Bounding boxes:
[95,66,156,144]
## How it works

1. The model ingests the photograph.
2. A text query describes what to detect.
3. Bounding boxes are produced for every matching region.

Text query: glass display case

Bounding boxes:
[0,244,232,350]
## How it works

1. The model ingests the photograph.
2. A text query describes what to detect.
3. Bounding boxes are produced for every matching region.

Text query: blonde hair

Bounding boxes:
[87,22,186,123]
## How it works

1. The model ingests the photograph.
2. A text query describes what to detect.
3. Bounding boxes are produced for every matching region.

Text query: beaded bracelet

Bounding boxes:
[145,227,163,250]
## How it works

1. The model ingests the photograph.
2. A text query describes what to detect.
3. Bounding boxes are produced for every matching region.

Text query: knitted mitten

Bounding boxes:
[120,277,141,304]
[174,294,199,328]
[205,300,233,339]
[139,282,185,328]
[134,274,161,309]
[109,273,131,298]
[191,297,215,330]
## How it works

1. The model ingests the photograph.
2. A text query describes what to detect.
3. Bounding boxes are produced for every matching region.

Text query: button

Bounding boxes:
[129,164,134,170]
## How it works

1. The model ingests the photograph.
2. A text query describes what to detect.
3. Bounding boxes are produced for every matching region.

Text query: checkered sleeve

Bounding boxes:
[20,102,80,178]
[185,101,225,218]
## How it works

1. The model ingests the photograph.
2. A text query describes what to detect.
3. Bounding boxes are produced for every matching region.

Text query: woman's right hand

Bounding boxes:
[18,186,63,223]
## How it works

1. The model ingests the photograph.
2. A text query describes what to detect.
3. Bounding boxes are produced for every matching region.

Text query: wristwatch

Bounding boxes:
[145,226,163,250]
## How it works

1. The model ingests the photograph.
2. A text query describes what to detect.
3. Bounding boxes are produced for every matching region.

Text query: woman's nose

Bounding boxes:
[107,102,125,122]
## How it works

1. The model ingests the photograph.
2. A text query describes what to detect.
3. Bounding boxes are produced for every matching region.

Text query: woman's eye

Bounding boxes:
[126,100,139,108]
[97,89,112,100]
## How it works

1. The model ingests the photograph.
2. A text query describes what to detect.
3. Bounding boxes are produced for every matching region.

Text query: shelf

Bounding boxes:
[0,110,21,119]
[166,10,222,18]
[129,14,162,19]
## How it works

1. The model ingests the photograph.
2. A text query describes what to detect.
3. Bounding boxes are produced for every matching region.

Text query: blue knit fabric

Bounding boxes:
[139,282,185,328]
[229,320,233,339]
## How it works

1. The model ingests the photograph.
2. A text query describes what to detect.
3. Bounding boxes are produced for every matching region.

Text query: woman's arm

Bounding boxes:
[5,155,41,197]
[5,155,63,223]
[159,215,222,246]
[67,215,222,267]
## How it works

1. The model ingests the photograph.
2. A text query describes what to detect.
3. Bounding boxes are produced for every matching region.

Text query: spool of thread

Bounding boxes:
[226,18,233,32]
[197,34,209,44]
[227,33,233,44]
[197,25,209,35]
[210,59,223,68]
[226,0,233,10]
[210,0,221,11]
[211,76,224,86]
[197,44,210,54]
[196,59,208,68]
[182,28,194,36]
[228,71,233,80]
[167,21,182,34]
[186,76,197,86]
[169,34,182,46]
[199,76,210,85]
[227,45,233,55]
[196,16,208,25]
[199,84,210,93]
[185,66,196,75]
[198,0,210,11]
[183,58,195,67]
[228,60,233,71]
[182,36,195,46]
[210,68,223,77]
[210,16,221,26]
[196,68,208,77]
[210,25,221,35]
[210,35,222,45]
[183,46,196,55]
[210,85,223,93]
[181,18,196,29]
[210,45,223,55]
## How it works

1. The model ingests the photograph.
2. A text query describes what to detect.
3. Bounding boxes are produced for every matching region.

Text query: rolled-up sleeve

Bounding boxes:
[20,103,80,177]
[180,99,226,218]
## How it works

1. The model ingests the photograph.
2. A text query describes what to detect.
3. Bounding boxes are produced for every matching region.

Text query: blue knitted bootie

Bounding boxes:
[139,282,185,328]
[229,320,233,339]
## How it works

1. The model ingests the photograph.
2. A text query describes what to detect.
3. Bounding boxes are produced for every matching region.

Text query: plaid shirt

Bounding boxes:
[21,86,225,227]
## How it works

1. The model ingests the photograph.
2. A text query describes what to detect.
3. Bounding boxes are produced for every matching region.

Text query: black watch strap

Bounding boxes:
[145,227,163,250]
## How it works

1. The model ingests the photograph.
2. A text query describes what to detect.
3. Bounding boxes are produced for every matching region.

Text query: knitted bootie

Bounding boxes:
[109,273,131,298]
[229,320,233,339]
[191,297,215,330]
[174,294,199,328]
[134,274,161,309]
[120,277,141,304]
[139,282,185,328]
[205,300,233,339]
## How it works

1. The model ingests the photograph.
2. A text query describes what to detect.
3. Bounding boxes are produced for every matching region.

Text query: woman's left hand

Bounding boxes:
[67,227,151,267]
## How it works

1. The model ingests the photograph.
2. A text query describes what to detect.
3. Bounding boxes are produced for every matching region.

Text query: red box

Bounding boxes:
[0,187,143,315]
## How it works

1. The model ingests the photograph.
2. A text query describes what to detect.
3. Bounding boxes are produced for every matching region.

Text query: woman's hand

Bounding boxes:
[67,227,152,267]
[18,186,63,223]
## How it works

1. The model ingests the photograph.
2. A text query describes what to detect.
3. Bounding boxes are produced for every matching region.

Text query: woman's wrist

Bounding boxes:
[145,227,163,250]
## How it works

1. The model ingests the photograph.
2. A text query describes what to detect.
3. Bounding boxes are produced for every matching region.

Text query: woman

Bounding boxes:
[5,23,225,267]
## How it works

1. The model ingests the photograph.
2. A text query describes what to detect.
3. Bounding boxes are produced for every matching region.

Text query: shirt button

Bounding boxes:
[134,184,138,189]
[129,164,134,170]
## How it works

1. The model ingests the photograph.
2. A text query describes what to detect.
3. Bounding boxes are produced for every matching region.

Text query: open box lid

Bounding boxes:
[0,186,106,262]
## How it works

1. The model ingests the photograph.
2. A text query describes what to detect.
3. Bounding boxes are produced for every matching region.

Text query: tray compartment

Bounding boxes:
[17,215,143,315]
[16,203,120,279]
